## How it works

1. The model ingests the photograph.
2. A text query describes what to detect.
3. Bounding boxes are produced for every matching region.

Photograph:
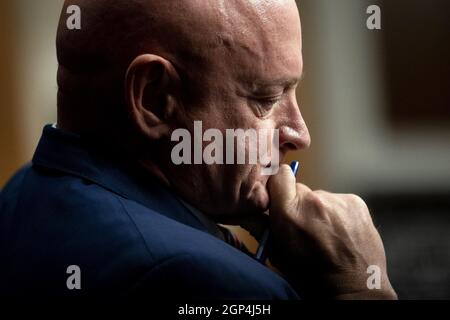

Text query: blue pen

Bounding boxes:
[255,160,300,263]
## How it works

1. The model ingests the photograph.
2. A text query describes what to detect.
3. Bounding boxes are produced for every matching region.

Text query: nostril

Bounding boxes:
[284,142,297,151]
[278,125,310,151]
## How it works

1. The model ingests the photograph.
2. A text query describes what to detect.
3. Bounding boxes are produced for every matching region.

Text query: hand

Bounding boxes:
[267,164,397,299]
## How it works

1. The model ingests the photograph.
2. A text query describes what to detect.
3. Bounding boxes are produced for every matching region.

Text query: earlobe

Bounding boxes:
[125,54,179,141]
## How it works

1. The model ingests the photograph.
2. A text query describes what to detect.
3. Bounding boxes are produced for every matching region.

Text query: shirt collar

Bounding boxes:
[177,198,225,241]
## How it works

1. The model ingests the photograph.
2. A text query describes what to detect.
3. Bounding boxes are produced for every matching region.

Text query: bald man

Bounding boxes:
[0,0,396,299]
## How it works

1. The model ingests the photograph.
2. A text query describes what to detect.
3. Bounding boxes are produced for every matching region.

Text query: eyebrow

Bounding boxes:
[246,72,305,94]
[271,72,305,87]
[243,72,305,93]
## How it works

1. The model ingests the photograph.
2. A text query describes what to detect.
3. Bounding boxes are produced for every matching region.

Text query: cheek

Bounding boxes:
[220,98,257,129]
[238,162,270,197]
[245,170,271,211]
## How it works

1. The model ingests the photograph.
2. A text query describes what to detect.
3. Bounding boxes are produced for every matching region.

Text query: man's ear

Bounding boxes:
[125,54,180,141]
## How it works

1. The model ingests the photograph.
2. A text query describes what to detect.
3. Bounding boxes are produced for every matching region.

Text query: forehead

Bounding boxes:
[211,0,303,88]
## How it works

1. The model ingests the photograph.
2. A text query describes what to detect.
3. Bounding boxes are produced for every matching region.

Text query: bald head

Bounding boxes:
[55,0,307,216]
[56,0,300,117]
[57,0,299,71]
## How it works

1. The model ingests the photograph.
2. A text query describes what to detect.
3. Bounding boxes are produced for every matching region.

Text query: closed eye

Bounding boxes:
[251,96,283,117]
[257,97,281,110]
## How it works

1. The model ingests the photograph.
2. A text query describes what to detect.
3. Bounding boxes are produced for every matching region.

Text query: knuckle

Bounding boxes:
[347,193,368,209]
[296,182,312,193]
[305,191,327,212]
[345,193,372,223]
[313,189,329,196]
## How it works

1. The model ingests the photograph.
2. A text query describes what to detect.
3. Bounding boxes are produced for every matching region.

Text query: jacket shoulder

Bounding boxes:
[129,249,299,299]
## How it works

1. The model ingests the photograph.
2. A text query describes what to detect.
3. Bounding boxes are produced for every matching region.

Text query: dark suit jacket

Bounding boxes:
[0,125,299,299]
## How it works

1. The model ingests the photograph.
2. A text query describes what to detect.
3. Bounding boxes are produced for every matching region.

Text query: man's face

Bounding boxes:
[166,1,310,217]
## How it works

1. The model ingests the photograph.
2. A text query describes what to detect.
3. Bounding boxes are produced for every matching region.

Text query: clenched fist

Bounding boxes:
[267,165,397,299]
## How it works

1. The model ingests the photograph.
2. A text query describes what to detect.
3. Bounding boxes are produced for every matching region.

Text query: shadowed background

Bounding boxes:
[1,0,449,299]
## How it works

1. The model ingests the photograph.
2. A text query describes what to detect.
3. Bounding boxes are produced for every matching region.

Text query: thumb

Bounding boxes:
[268,164,297,211]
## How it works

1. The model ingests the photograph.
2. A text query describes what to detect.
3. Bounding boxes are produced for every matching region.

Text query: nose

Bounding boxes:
[278,99,311,151]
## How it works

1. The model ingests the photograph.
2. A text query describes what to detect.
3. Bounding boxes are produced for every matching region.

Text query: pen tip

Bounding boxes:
[290,160,300,176]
